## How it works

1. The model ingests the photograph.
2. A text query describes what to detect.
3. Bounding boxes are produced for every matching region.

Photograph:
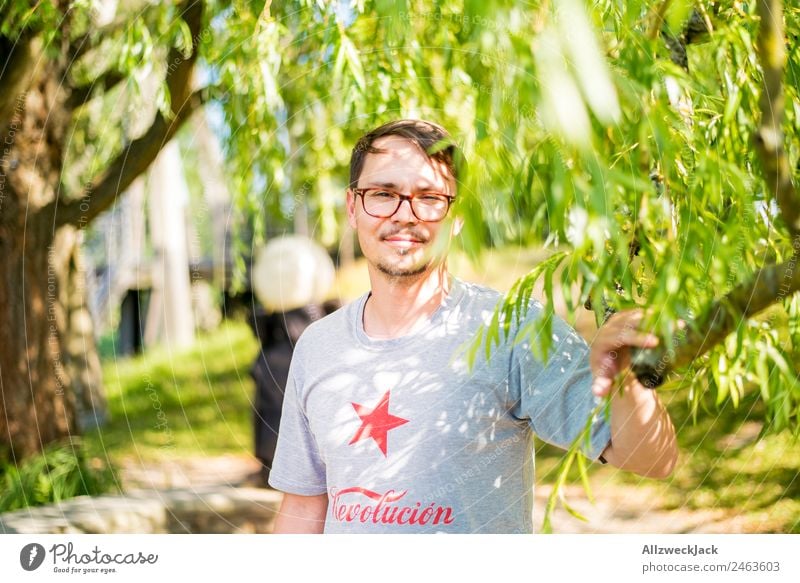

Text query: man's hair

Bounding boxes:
[349,119,460,190]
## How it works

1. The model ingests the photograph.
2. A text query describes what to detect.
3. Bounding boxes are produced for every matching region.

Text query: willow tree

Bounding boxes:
[218,0,800,527]
[0,0,206,462]
[224,0,799,428]
[1,0,798,474]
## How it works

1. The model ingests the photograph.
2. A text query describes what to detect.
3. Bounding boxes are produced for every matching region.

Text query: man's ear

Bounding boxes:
[346,189,357,229]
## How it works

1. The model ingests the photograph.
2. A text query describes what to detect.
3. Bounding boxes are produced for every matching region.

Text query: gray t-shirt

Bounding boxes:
[268,276,611,533]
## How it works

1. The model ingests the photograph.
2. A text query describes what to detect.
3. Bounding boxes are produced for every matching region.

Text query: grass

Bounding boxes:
[534,384,800,533]
[656,387,800,533]
[0,321,259,512]
[84,320,259,463]
[0,439,119,513]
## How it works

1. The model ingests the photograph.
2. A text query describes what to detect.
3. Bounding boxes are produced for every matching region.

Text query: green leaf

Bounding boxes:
[756,352,771,403]
[764,343,792,378]
[666,0,694,35]
[712,350,729,406]
[174,19,193,57]
[342,34,366,93]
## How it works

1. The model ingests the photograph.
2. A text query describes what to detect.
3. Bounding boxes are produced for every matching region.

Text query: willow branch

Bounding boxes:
[647,0,672,40]
[67,3,163,63]
[632,250,800,387]
[65,70,126,110]
[630,0,799,387]
[754,0,800,237]
[48,0,205,229]
[51,89,206,228]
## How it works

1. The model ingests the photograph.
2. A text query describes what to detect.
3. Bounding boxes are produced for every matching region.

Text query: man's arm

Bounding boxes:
[590,310,678,479]
[600,376,677,478]
[272,492,328,533]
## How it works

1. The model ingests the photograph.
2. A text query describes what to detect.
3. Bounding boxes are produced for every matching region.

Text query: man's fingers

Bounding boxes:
[591,376,614,397]
[608,309,645,324]
[591,308,660,396]
[595,330,659,353]
[620,331,659,348]
[596,354,617,375]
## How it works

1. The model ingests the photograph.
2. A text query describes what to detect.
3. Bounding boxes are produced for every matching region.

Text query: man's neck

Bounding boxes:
[363,263,451,339]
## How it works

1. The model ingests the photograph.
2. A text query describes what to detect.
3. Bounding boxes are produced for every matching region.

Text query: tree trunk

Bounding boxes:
[0,1,203,464]
[0,219,78,462]
[0,57,78,463]
[60,225,107,431]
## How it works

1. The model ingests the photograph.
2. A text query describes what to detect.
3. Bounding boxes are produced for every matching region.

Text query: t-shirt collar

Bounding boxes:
[353,274,466,349]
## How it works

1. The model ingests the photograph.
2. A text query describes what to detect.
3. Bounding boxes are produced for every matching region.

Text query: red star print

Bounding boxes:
[349,390,409,457]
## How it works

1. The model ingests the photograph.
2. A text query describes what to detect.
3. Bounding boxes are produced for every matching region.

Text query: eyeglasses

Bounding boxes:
[352,188,455,222]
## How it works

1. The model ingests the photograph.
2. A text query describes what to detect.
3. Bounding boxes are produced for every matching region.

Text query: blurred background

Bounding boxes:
[0,0,798,533]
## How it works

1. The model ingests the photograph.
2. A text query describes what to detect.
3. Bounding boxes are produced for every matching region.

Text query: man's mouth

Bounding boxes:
[382,233,426,249]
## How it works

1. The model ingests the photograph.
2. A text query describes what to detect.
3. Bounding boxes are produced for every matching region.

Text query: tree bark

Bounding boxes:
[0,1,205,463]
[754,0,799,237]
[0,224,76,463]
[59,225,107,431]
[0,54,80,461]
[0,215,78,462]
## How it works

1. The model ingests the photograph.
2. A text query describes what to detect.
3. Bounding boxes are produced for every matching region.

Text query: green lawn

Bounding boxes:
[651,387,800,533]
[85,321,259,462]
[534,384,800,532]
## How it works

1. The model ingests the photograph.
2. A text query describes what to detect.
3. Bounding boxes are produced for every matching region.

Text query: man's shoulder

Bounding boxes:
[293,298,357,351]
[453,277,532,323]
[461,276,547,310]
[456,278,503,304]
[452,276,555,340]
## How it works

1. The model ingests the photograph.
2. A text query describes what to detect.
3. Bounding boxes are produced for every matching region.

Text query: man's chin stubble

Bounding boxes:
[373,244,446,278]
[375,261,430,278]
[375,248,431,278]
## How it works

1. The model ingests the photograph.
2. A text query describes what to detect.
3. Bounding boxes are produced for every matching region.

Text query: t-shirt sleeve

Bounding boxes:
[267,358,328,495]
[509,304,611,462]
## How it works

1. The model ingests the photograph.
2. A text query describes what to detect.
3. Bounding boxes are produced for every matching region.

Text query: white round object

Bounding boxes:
[251,235,335,312]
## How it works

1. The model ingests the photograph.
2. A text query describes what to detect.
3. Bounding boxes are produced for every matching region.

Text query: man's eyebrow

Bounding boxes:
[362,181,442,191]
[362,182,399,189]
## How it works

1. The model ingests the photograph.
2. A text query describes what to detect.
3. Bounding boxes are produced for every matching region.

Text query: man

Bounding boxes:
[268,119,677,533]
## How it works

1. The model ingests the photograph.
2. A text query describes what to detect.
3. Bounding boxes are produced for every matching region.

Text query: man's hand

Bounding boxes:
[589,309,678,479]
[589,309,659,397]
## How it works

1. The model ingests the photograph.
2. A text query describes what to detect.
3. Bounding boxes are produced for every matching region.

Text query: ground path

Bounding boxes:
[119,455,750,533]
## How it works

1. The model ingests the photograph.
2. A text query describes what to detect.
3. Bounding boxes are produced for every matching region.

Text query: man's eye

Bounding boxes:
[419,195,444,203]
[372,191,395,199]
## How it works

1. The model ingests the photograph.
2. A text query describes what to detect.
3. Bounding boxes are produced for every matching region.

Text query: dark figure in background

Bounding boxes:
[248,300,341,485]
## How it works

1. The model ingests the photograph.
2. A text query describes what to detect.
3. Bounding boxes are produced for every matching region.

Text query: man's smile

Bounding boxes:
[381,231,427,250]
[383,238,422,250]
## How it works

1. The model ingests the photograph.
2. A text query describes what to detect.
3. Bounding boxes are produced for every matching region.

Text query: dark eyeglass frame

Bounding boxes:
[352,187,455,222]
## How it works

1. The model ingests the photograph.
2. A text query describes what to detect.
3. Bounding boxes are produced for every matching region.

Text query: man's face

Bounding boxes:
[347,135,460,279]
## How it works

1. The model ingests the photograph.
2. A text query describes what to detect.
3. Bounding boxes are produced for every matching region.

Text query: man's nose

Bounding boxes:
[392,198,417,223]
